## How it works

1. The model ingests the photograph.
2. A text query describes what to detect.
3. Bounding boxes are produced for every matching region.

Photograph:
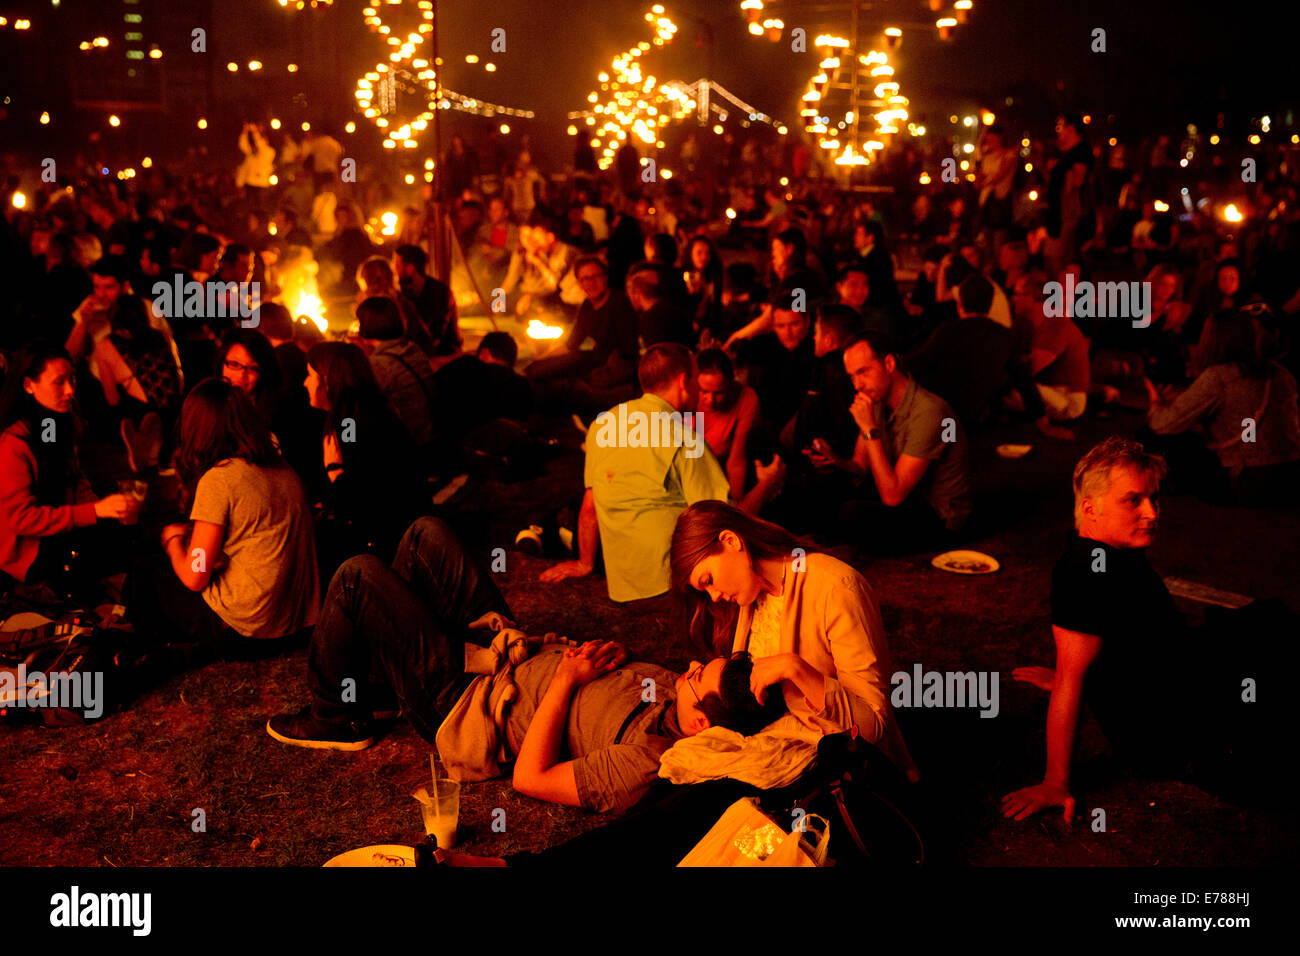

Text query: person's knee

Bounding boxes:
[399,515,459,562]
[330,554,389,600]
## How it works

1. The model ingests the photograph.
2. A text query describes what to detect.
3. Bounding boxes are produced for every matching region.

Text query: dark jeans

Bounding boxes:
[307,516,511,741]
[526,351,636,416]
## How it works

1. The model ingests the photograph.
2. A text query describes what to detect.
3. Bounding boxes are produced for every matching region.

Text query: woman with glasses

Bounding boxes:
[216,327,322,498]
[670,499,919,782]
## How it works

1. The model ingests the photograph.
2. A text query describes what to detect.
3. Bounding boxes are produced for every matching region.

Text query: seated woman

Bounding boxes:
[669,499,919,781]
[123,378,319,652]
[217,327,323,499]
[683,236,724,342]
[1145,310,1300,504]
[0,344,137,594]
[305,342,428,578]
[696,349,759,500]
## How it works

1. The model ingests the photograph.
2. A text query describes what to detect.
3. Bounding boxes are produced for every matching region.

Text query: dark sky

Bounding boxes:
[428,0,1295,136]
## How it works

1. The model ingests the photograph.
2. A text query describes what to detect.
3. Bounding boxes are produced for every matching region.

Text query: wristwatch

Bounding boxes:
[862,427,883,441]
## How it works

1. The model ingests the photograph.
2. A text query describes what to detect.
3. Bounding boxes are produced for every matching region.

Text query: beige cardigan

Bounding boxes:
[732,552,920,782]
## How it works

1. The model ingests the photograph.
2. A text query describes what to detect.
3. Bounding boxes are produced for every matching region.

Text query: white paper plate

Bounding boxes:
[931,550,1000,575]
[996,444,1033,458]
[323,844,416,867]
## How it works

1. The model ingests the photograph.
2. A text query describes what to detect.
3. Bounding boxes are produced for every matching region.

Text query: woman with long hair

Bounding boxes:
[1147,310,1300,503]
[124,378,319,649]
[683,235,724,341]
[304,342,426,576]
[669,500,918,780]
[0,343,137,591]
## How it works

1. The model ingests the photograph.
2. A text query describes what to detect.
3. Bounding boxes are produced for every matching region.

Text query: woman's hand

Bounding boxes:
[749,654,798,704]
[94,494,135,521]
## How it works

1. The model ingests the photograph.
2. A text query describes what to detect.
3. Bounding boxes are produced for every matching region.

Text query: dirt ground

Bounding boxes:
[1,404,1296,867]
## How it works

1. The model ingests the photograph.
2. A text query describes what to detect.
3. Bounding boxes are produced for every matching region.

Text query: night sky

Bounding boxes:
[2,0,1294,164]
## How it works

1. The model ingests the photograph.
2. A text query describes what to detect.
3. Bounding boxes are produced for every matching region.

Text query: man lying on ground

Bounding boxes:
[267,516,782,814]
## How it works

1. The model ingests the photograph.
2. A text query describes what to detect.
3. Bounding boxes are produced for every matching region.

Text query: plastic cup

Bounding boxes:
[117,479,147,525]
[421,779,459,849]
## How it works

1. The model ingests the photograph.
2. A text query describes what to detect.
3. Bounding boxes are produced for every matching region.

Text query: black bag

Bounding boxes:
[0,610,151,726]
[790,730,926,867]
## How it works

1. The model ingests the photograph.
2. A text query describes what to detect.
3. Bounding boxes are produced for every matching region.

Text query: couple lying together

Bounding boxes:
[268,500,919,862]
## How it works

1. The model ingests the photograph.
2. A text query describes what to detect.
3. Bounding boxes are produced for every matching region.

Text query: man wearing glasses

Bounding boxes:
[525,253,640,414]
[267,516,780,815]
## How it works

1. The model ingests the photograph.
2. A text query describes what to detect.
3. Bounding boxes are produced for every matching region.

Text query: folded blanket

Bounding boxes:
[436,630,574,782]
[658,713,820,789]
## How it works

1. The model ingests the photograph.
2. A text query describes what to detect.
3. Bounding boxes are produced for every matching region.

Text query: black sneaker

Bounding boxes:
[266,707,375,751]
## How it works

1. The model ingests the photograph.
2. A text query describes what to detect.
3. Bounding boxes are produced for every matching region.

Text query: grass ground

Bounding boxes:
[1,404,1296,867]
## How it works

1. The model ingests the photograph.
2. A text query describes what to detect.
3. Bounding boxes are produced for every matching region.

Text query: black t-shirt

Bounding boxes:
[741,334,815,431]
[1050,534,1192,767]
[567,290,639,366]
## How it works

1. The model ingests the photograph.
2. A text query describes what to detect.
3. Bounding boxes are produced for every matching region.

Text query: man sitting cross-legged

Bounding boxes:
[267,516,782,814]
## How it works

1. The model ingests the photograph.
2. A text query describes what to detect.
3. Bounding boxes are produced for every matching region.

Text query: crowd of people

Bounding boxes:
[2,104,1297,864]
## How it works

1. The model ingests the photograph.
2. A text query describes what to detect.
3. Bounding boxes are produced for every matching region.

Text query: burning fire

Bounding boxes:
[526,318,563,340]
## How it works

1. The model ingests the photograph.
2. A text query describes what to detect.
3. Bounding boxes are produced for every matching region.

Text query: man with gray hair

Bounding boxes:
[1002,436,1287,819]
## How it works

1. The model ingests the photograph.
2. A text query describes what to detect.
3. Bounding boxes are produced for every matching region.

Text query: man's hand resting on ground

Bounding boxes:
[1001,781,1075,823]
[539,559,593,583]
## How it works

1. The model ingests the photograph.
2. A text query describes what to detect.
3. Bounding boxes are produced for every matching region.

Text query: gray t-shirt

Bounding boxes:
[886,378,973,530]
[189,458,320,638]
[503,648,683,813]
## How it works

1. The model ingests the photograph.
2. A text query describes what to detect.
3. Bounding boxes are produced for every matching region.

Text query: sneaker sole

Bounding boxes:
[265,719,375,751]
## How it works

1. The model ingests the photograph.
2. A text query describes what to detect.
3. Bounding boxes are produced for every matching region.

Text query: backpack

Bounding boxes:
[0,609,151,726]
[786,730,927,867]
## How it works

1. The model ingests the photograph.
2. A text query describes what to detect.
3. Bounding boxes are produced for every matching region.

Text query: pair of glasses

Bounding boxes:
[683,662,705,705]
[223,358,260,375]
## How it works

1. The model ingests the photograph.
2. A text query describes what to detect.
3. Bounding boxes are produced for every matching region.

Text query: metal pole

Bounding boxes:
[430,0,449,282]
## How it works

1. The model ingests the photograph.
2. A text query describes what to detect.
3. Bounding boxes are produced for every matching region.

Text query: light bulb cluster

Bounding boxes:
[277,0,333,8]
[742,3,972,169]
[577,5,684,172]
[354,1,438,150]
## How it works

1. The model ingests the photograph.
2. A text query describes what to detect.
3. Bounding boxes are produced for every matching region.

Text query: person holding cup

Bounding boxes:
[0,343,139,593]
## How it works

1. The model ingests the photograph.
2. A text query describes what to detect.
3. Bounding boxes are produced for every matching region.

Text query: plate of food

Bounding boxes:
[931,550,1000,575]
[996,444,1033,459]
[323,845,416,867]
